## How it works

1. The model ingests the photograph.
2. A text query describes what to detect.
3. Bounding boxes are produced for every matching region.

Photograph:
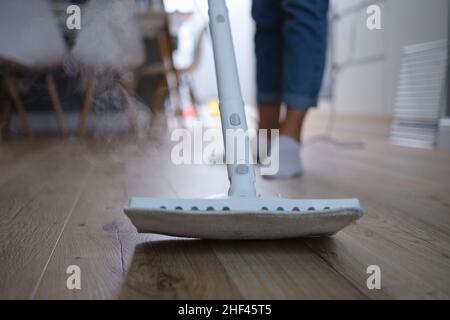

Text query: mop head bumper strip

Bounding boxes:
[125,198,363,240]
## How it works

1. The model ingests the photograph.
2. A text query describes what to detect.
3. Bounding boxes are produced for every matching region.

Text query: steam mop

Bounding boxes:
[124,0,363,240]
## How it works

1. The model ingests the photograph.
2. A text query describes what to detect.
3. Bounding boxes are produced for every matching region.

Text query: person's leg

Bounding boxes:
[270,108,307,178]
[259,104,280,136]
[280,108,308,142]
[281,0,329,141]
[252,0,283,133]
[268,0,328,178]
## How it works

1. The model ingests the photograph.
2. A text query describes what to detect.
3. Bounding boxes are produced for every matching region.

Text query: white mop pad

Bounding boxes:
[125,198,363,240]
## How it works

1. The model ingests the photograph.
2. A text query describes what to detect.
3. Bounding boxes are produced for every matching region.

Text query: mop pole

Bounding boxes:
[208,0,256,197]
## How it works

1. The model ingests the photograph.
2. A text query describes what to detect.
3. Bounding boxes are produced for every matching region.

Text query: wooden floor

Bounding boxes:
[1,114,449,299]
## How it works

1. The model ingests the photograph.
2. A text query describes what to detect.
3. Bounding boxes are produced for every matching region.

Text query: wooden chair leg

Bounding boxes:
[187,79,198,107]
[149,76,168,117]
[46,72,67,136]
[119,83,139,134]
[5,75,32,137]
[1,97,12,139]
[79,77,96,136]
[157,32,182,113]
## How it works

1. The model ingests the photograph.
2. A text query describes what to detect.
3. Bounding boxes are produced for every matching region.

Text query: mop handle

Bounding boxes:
[208,0,256,197]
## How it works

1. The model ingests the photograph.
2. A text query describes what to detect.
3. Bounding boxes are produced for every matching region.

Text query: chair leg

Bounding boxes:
[5,75,32,137]
[119,80,139,134]
[79,77,96,136]
[187,78,198,107]
[1,97,12,140]
[157,32,182,113]
[149,76,168,116]
[46,72,67,136]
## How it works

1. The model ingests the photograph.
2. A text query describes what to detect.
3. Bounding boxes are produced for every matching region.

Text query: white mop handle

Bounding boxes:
[208,0,256,197]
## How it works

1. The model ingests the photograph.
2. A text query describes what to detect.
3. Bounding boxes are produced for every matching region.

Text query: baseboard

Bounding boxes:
[437,118,450,150]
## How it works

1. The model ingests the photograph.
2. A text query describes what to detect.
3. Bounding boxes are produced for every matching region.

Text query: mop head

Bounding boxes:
[125,197,363,240]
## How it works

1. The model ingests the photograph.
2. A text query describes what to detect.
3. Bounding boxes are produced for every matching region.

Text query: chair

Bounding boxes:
[0,0,68,138]
[71,0,146,135]
[138,9,208,118]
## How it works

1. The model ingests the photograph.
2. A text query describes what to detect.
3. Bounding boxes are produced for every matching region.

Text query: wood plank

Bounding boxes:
[2,113,448,300]
[35,139,241,299]
[255,141,450,299]
[0,141,91,299]
[305,147,450,235]
[304,113,450,186]
[120,239,242,299]
[311,141,450,190]
[211,240,368,299]
[0,139,56,185]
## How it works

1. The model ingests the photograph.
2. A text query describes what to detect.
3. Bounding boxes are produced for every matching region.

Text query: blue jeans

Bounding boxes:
[252,0,329,109]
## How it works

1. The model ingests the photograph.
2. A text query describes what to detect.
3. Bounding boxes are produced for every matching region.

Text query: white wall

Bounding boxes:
[191,0,256,106]
[331,0,449,116]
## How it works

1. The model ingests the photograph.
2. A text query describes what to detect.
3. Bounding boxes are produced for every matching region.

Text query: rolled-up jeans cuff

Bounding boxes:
[257,92,282,104]
[284,93,317,109]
